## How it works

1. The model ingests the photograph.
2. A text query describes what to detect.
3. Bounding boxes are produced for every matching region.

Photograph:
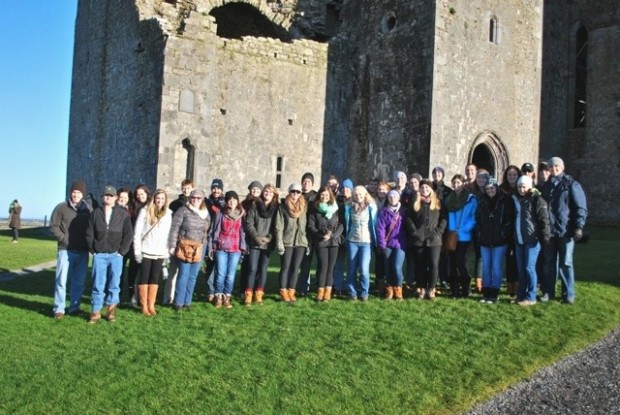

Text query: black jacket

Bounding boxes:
[86,205,134,255]
[405,202,446,247]
[307,205,344,248]
[512,191,551,245]
[476,194,513,247]
[50,199,92,251]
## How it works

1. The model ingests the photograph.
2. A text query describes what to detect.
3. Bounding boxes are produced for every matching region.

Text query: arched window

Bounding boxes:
[573,25,588,128]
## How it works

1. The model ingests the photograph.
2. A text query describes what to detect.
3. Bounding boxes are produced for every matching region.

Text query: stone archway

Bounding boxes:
[468,131,509,180]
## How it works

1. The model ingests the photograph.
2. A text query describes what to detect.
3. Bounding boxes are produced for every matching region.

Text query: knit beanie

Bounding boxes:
[248,181,263,191]
[517,176,533,188]
[410,173,422,183]
[301,172,315,184]
[225,191,239,202]
[342,179,354,190]
[70,180,87,195]
[547,157,564,167]
[432,166,445,176]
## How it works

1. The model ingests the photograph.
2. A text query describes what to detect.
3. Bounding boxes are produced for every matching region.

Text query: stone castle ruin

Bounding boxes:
[68,0,620,221]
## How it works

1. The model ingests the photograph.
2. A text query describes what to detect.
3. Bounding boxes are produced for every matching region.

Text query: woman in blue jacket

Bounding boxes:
[445,174,477,298]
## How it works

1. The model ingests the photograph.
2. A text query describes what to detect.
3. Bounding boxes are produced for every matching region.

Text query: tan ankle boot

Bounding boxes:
[317,287,325,302]
[279,288,290,303]
[394,286,404,300]
[244,290,253,306]
[147,284,158,315]
[385,286,394,300]
[475,278,483,293]
[288,289,297,302]
[254,289,264,305]
[324,287,332,302]
[138,285,150,316]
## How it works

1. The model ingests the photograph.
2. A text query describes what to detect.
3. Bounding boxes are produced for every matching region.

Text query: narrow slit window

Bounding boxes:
[275,156,283,189]
[489,17,498,44]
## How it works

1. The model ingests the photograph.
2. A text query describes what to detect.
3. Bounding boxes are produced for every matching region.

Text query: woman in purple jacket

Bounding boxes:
[376,190,408,300]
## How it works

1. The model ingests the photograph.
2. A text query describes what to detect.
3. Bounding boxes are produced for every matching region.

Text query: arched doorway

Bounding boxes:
[468,131,509,180]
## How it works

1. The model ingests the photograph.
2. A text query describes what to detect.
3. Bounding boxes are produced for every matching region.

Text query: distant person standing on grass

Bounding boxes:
[8,199,21,242]
[50,181,92,320]
[86,186,134,324]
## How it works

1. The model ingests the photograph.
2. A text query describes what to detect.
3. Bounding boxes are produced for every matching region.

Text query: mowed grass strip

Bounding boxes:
[0,226,618,414]
[0,227,57,271]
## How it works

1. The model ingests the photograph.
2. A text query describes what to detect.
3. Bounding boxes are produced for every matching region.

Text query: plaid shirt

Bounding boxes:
[211,212,246,253]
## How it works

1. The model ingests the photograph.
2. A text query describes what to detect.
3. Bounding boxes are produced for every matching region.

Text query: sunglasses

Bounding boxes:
[290,190,301,194]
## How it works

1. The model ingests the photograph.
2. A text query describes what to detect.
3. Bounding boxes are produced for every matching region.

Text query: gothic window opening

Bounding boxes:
[182,138,195,181]
[209,3,292,42]
[489,16,498,44]
[573,25,588,128]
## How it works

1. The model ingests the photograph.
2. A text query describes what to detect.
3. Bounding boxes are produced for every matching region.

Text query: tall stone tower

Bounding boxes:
[540,0,620,222]
[68,0,542,200]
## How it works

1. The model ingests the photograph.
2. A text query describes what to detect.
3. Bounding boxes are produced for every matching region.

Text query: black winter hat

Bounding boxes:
[225,191,239,202]
[301,172,315,184]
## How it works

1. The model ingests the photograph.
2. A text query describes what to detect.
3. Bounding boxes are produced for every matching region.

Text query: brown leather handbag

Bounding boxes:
[175,239,203,263]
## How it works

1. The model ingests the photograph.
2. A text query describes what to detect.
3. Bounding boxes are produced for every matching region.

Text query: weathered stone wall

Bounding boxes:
[540,0,620,221]
[154,7,329,194]
[324,0,437,183]
[68,0,165,196]
[430,0,543,179]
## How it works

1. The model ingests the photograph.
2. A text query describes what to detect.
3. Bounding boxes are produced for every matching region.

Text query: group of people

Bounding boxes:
[49,156,587,323]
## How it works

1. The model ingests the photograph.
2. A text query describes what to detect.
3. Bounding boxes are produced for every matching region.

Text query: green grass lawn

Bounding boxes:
[0,227,618,414]
[0,227,57,271]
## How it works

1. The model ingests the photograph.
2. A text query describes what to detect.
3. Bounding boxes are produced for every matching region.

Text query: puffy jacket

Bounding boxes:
[513,190,551,245]
[447,194,478,242]
[405,203,446,248]
[50,199,92,251]
[244,200,278,250]
[476,194,513,247]
[308,204,344,248]
[86,205,134,255]
[168,205,210,250]
[133,207,172,258]
[376,205,407,250]
[541,173,588,238]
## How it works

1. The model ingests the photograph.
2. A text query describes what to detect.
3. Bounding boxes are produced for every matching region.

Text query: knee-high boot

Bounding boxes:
[147,284,159,315]
[139,285,150,316]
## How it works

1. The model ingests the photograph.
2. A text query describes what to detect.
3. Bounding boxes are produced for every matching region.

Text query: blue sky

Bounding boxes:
[0,2,77,220]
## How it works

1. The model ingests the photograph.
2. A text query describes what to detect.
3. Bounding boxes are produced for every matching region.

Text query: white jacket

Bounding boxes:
[133,207,172,259]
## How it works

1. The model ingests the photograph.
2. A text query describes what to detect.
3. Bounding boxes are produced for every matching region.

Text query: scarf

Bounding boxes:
[445,189,470,212]
[225,206,244,220]
[317,202,338,220]
[285,196,305,219]
[387,202,401,213]
[257,199,277,219]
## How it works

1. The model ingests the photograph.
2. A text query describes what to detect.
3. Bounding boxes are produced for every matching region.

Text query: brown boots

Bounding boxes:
[254,290,264,305]
[393,286,404,301]
[324,287,332,302]
[139,284,159,316]
[385,286,394,300]
[317,287,325,302]
[475,278,483,293]
[244,290,253,306]
[139,285,150,315]
[280,288,290,303]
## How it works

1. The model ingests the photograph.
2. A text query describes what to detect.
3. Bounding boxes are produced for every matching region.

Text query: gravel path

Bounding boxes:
[466,326,620,415]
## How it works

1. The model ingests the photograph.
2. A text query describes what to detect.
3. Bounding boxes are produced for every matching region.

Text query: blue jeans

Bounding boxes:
[515,242,540,302]
[480,245,508,290]
[384,247,405,287]
[91,252,123,312]
[347,242,371,299]
[53,250,89,313]
[215,251,242,295]
[543,237,575,301]
[175,260,202,306]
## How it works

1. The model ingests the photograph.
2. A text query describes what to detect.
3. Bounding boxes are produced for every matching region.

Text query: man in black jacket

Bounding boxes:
[50,180,92,319]
[86,185,133,323]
